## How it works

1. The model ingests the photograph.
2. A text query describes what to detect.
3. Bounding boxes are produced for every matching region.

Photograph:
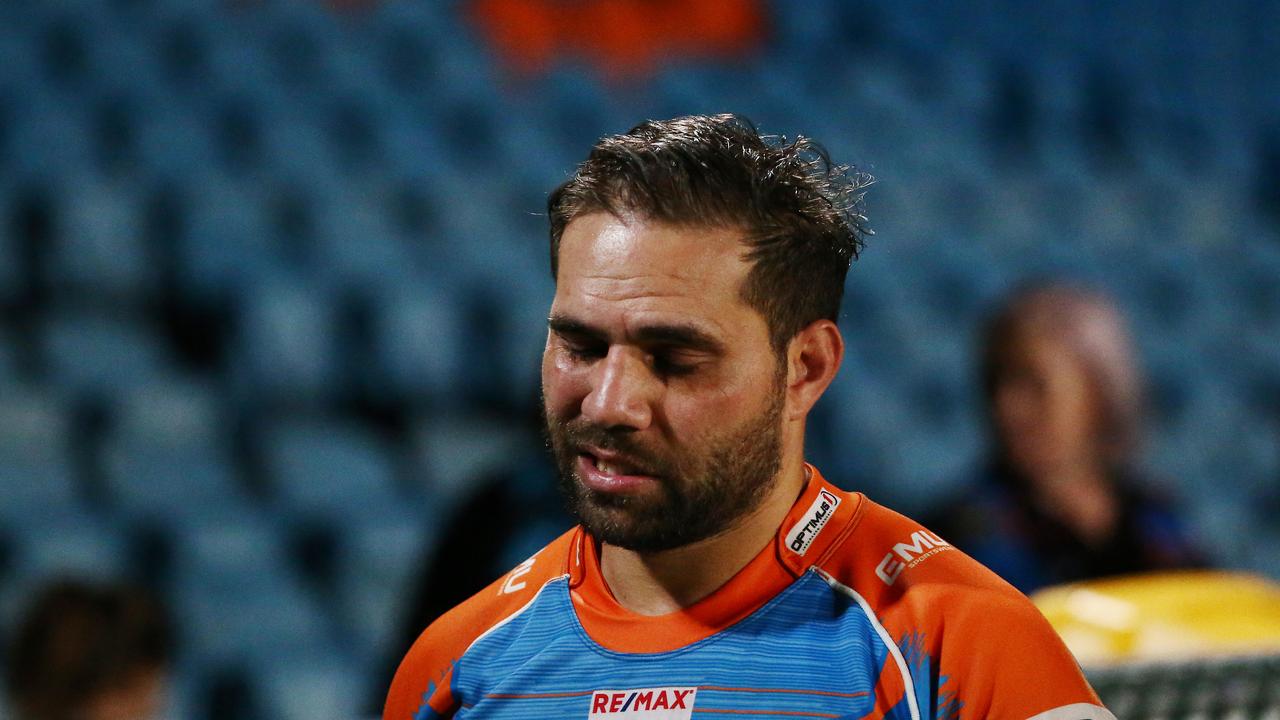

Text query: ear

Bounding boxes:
[784,319,844,421]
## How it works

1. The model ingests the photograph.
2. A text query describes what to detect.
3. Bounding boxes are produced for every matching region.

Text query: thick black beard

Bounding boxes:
[543,382,785,553]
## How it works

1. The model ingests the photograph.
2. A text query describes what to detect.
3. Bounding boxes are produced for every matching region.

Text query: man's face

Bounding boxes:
[542,212,787,553]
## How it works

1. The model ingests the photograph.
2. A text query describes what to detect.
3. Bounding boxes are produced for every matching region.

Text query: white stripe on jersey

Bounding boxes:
[816,568,922,720]
[1027,702,1119,720]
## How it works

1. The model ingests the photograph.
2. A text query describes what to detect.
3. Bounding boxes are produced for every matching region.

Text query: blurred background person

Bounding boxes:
[928,282,1206,595]
[5,579,173,720]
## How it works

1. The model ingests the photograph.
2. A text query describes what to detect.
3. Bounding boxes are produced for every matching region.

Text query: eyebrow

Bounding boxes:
[547,315,725,354]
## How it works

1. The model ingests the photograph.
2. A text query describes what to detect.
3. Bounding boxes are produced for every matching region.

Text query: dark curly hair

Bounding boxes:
[548,114,872,354]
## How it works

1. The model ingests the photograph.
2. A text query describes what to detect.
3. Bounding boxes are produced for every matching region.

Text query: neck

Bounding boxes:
[599,453,808,616]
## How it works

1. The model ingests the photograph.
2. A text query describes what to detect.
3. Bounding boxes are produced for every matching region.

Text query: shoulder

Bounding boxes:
[816,496,1104,717]
[819,494,1061,632]
[818,493,1023,603]
[431,525,577,641]
[383,527,579,720]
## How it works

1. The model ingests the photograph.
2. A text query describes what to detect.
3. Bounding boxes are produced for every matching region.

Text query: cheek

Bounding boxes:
[994,383,1041,432]
[661,376,762,439]
[542,349,586,415]
[1041,364,1091,432]
[1054,387,1097,445]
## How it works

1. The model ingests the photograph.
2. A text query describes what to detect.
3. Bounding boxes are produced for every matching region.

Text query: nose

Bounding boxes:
[582,346,654,431]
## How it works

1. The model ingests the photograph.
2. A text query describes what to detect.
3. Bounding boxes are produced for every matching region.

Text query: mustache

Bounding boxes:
[556,421,674,478]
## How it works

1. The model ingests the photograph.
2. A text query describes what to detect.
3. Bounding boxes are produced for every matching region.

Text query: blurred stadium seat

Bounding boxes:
[4,512,128,586]
[173,171,284,304]
[0,385,84,521]
[99,378,247,523]
[0,512,131,647]
[39,309,173,399]
[47,173,157,302]
[7,90,95,179]
[308,185,418,292]
[332,511,438,664]
[255,656,369,720]
[169,513,338,671]
[409,413,530,512]
[0,0,1277,716]
[0,197,21,307]
[366,279,468,407]
[259,415,408,523]
[231,280,340,405]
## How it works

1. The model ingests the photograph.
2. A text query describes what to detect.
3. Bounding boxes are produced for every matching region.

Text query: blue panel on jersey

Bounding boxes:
[451,572,895,719]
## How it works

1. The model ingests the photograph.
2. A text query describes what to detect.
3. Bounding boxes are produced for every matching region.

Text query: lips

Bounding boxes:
[576,449,661,494]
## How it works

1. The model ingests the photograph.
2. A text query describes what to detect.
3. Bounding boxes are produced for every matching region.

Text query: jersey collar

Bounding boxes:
[565,464,863,653]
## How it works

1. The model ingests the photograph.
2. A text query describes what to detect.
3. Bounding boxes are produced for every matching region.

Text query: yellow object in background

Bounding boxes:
[1032,571,1280,666]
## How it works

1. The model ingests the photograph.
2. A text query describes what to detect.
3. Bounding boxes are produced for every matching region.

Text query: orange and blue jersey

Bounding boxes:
[385,466,1115,720]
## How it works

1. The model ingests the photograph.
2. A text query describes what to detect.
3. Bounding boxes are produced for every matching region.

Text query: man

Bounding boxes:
[385,114,1113,720]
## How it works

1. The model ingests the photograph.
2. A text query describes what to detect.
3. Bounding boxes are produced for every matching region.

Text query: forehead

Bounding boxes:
[553,213,755,325]
[1000,330,1083,376]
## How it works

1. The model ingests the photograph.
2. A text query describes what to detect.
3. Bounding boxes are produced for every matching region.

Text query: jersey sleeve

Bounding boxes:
[820,498,1114,720]
[384,611,465,720]
[383,529,577,720]
[913,584,1113,719]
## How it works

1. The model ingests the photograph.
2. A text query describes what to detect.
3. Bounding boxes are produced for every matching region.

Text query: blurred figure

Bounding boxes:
[928,282,1205,594]
[469,0,765,79]
[5,580,172,720]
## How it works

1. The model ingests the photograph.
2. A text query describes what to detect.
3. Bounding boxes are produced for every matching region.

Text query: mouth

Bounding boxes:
[576,449,661,494]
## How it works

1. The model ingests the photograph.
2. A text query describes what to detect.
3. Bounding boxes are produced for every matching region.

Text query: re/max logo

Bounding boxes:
[587,687,697,719]
[875,530,951,585]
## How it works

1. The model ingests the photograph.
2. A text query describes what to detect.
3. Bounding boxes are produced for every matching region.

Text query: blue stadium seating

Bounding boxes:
[259,417,406,521]
[169,512,338,670]
[176,578,336,669]
[309,184,418,293]
[168,512,291,591]
[4,511,128,584]
[0,217,16,307]
[47,174,157,301]
[409,413,531,511]
[6,90,94,180]
[174,172,285,303]
[254,655,369,720]
[0,386,84,521]
[103,445,245,520]
[0,15,36,88]
[132,101,218,182]
[0,512,131,638]
[375,112,451,184]
[1,0,1278,714]
[332,511,438,664]
[367,279,468,407]
[485,251,555,405]
[39,310,172,399]
[230,280,340,405]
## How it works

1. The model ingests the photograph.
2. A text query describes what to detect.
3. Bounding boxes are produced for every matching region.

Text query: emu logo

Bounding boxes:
[500,554,537,595]
[875,530,951,585]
